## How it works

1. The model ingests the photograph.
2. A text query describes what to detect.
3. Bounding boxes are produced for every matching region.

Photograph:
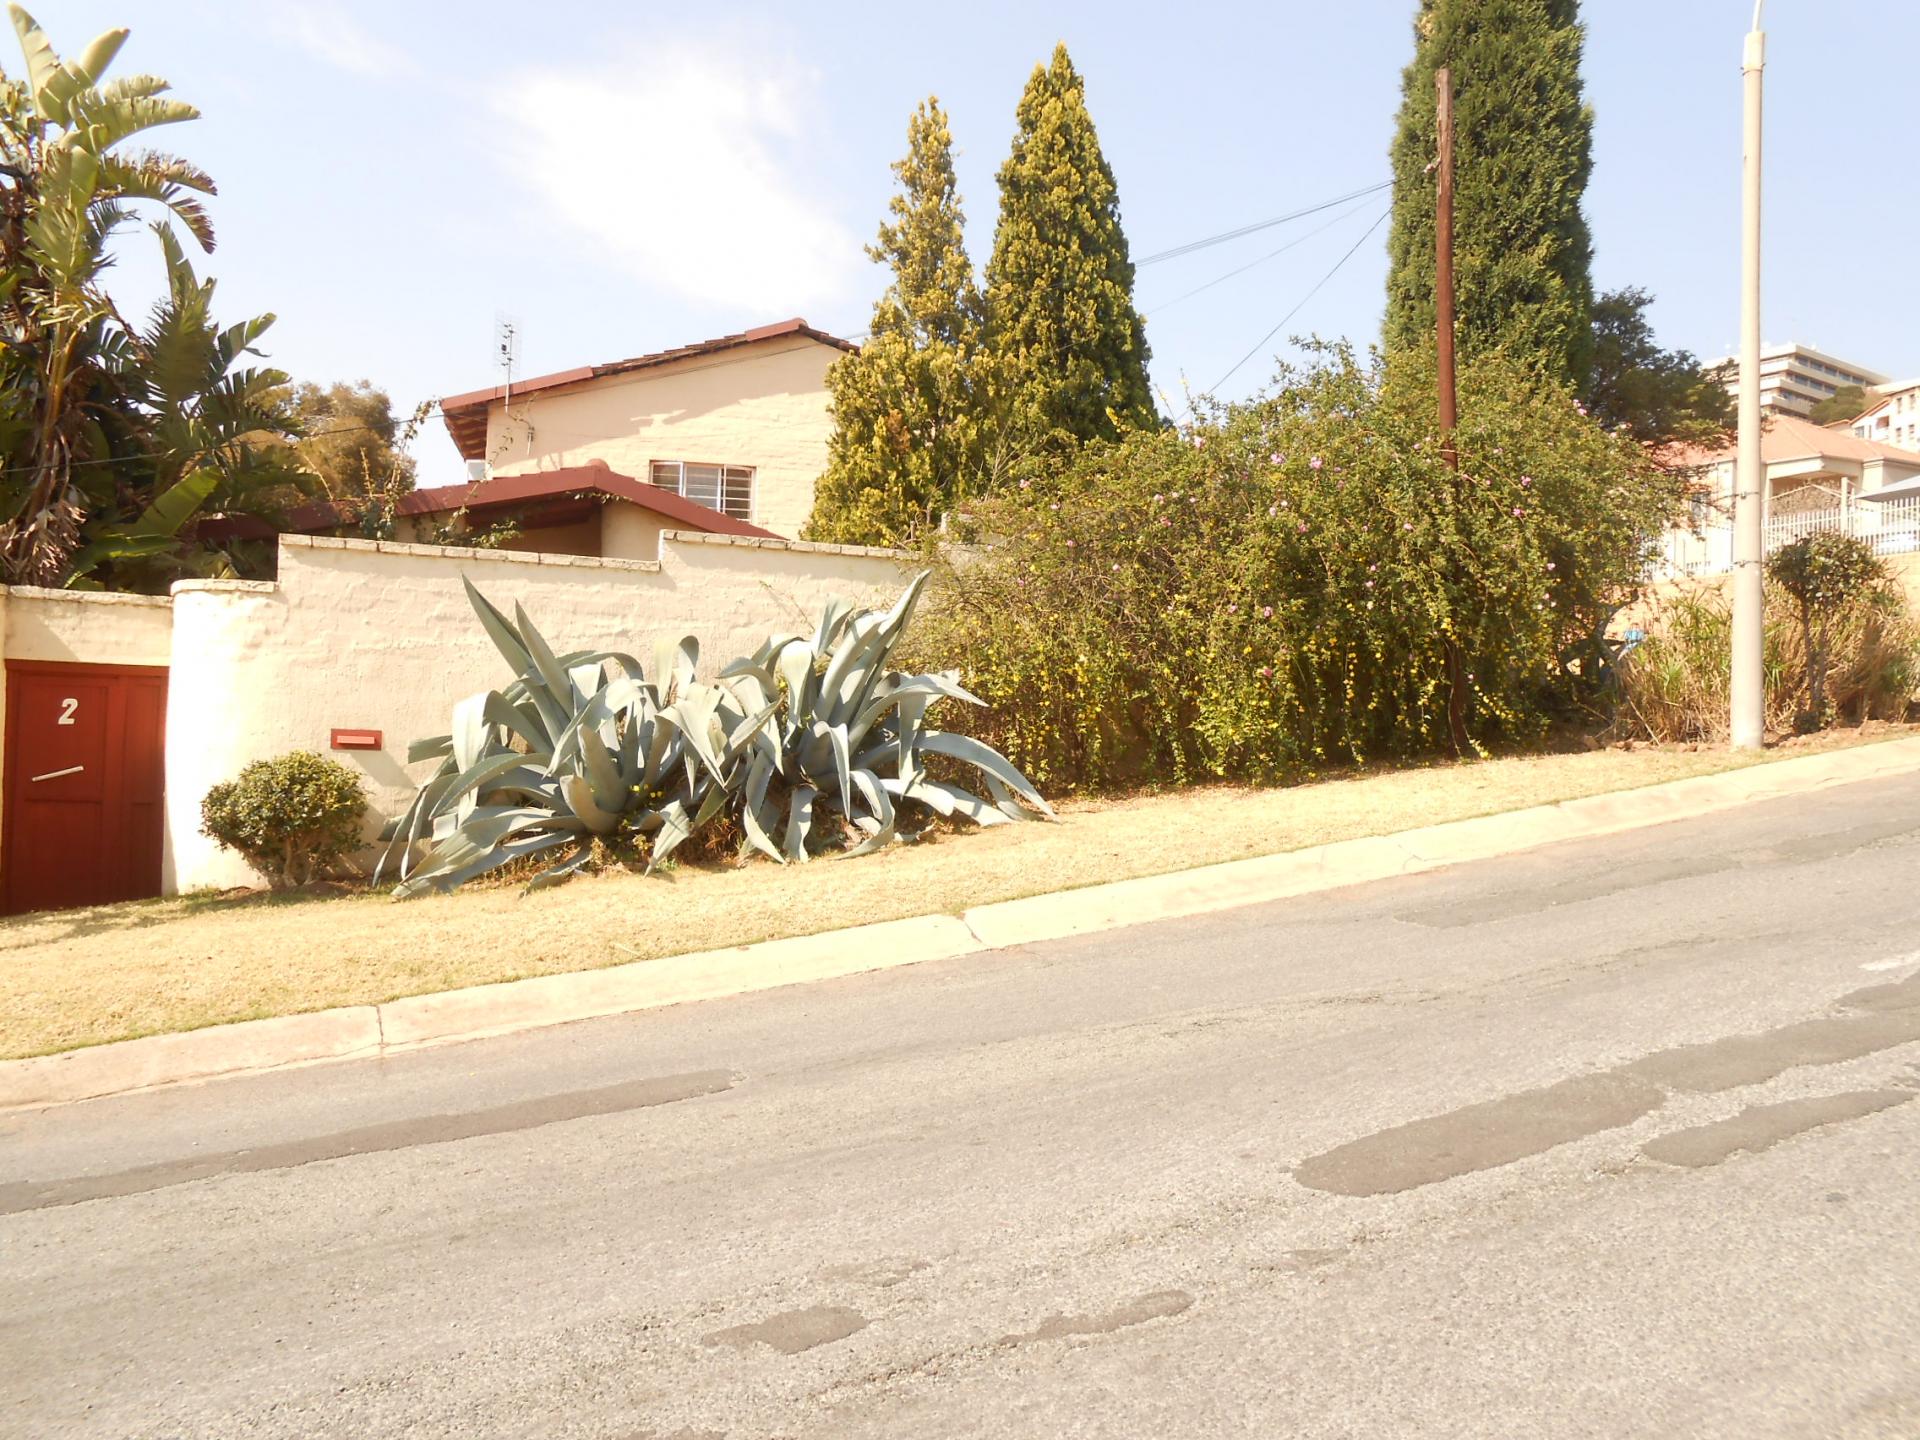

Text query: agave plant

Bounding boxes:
[376,578,773,896]
[718,569,1053,863]
[382,571,1051,897]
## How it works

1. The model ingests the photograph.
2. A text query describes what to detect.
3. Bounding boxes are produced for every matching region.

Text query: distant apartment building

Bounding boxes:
[1703,342,1888,418]
[1851,377,1920,452]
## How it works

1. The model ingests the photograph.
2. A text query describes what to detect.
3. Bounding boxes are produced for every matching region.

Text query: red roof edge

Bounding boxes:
[281,464,780,543]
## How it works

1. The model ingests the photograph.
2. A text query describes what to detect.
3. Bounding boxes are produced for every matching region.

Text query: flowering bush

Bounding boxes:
[904,345,1682,790]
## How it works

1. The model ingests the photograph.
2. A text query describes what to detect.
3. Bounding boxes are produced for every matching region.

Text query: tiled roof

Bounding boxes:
[437,318,856,460]
[1661,413,1920,469]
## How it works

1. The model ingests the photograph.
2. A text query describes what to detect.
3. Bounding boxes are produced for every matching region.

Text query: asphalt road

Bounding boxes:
[5,772,1920,1439]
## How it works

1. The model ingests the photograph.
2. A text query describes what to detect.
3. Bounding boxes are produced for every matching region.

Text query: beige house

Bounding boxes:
[1659,414,1920,574]
[427,317,855,554]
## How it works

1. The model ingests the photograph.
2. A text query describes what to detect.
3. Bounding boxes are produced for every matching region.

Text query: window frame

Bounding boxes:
[648,459,756,524]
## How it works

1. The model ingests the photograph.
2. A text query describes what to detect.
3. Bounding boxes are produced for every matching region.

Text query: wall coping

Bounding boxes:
[171,579,280,597]
[659,529,915,561]
[0,585,173,609]
[279,533,662,574]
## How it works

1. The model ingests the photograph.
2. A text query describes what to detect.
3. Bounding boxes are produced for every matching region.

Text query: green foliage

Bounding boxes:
[807,100,991,548]
[0,8,304,589]
[1767,532,1895,730]
[201,751,368,891]
[1385,0,1596,388]
[984,44,1155,460]
[1808,384,1871,427]
[382,573,1051,897]
[1583,287,1734,445]
[903,345,1681,791]
[1617,579,1918,743]
[281,379,418,500]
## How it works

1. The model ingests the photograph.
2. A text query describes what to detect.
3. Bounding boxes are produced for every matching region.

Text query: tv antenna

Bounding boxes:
[494,314,520,409]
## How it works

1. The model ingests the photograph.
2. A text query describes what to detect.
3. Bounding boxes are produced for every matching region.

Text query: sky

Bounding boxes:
[43,0,1920,481]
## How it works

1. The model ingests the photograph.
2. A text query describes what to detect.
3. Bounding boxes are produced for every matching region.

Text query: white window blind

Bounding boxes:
[650,461,754,522]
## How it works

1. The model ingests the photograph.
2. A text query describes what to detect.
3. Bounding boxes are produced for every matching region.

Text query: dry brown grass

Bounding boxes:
[3,725,1912,1060]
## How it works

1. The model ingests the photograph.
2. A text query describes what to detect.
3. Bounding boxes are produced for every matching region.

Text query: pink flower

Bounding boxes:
[1226,603,1238,614]
[1402,522,1414,531]
[1309,456,1324,470]
[1546,561,1556,571]
[1297,521,1309,534]
[1152,492,1164,503]
[1260,605,1273,618]
[1019,478,1031,490]
[1049,503,1060,512]
[1513,507,1525,517]
[1520,475,1533,487]
[1365,579,1375,589]
[1270,452,1286,465]
[1064,538,1076,548]
[1575,403,1588,416]
[1258,665,1273,678]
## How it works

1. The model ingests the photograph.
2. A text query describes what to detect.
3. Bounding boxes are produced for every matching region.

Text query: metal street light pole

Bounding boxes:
[1730,1,1767,750]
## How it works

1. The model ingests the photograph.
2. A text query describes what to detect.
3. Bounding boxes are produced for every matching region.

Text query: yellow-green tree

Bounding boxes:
[984,44,1155,458]
[806,99,988,547]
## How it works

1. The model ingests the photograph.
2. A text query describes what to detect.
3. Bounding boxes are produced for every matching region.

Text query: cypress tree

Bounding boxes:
[806,99,988,547]
[1384,0,1596,388]
[985,44,1155,457]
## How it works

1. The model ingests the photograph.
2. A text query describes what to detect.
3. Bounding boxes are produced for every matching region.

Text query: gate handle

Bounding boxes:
[30,765,83,783]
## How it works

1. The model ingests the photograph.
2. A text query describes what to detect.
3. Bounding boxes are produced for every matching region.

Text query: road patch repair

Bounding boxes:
[0,1069,736,1216]
[5,735,1920,1113]
[1292,963,1920,1196]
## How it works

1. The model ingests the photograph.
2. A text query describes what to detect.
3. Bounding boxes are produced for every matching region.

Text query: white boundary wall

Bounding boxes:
[164,532,912,892]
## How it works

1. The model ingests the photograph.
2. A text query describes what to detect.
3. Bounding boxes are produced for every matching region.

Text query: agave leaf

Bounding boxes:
[451,691,492,773]
[917,730,1055,817]
[436,750,551,816]
[408,734,453,764]
[523,841,596,893]
[812,596,853,654]
[577,722,628,815]
[783,786,818,864]
[514,600,577,705]
[647,800,694,870]
[826,723,852,819]
[560,773,621,834]
[463,576,532,677]
[774,637,816,720]
[910,776,1014,826]
[395,829,579,899]
[740,752,782,863]
[654,634,699,700]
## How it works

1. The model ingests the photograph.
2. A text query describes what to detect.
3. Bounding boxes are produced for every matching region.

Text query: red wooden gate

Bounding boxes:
[3,662,168,915]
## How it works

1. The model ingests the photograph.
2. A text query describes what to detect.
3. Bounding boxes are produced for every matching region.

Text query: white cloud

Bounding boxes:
[491,39,860,315]
[263,2,416,80]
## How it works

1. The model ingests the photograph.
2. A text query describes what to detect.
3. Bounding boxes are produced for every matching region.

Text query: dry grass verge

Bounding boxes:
[3,725,1911,1059]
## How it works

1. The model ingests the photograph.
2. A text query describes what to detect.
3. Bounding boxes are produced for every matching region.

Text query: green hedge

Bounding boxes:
[201,751,367,890]
[906,346,1683,790]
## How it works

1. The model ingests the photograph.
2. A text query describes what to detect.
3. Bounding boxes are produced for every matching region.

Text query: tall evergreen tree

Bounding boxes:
[806,99,987,547]
[1384,0,1596,388]
[984,44,1155,456]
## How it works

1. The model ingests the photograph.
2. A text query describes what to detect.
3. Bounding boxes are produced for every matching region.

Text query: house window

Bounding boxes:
[650,461,754,522]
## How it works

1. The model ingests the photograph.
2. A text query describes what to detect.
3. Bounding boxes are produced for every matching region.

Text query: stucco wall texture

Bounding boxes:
[162,532,911,893]
[480,338,839,541]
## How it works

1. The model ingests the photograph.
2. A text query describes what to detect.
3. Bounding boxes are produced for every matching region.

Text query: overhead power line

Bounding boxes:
[1137,180,1392,267]
[1144,193,1383,317]
[1205,204,1393,396]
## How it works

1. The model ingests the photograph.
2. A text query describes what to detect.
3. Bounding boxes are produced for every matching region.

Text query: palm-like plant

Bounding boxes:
[0,6,293,587]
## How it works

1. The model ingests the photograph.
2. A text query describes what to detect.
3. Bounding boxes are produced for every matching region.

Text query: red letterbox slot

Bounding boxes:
[330,728,383,751]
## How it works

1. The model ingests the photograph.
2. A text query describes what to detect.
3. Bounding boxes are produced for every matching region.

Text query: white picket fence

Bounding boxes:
[1660,495,1920,576]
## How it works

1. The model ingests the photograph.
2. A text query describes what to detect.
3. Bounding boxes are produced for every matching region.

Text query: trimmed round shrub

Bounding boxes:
[201,751,368,890]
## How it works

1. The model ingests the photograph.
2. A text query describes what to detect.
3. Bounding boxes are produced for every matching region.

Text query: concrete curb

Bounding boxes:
[6,736,1918,1112]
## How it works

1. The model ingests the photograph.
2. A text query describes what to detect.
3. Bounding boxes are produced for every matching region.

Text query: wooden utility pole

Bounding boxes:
[1435,65,1470,757]
[1435,66,1458,470]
